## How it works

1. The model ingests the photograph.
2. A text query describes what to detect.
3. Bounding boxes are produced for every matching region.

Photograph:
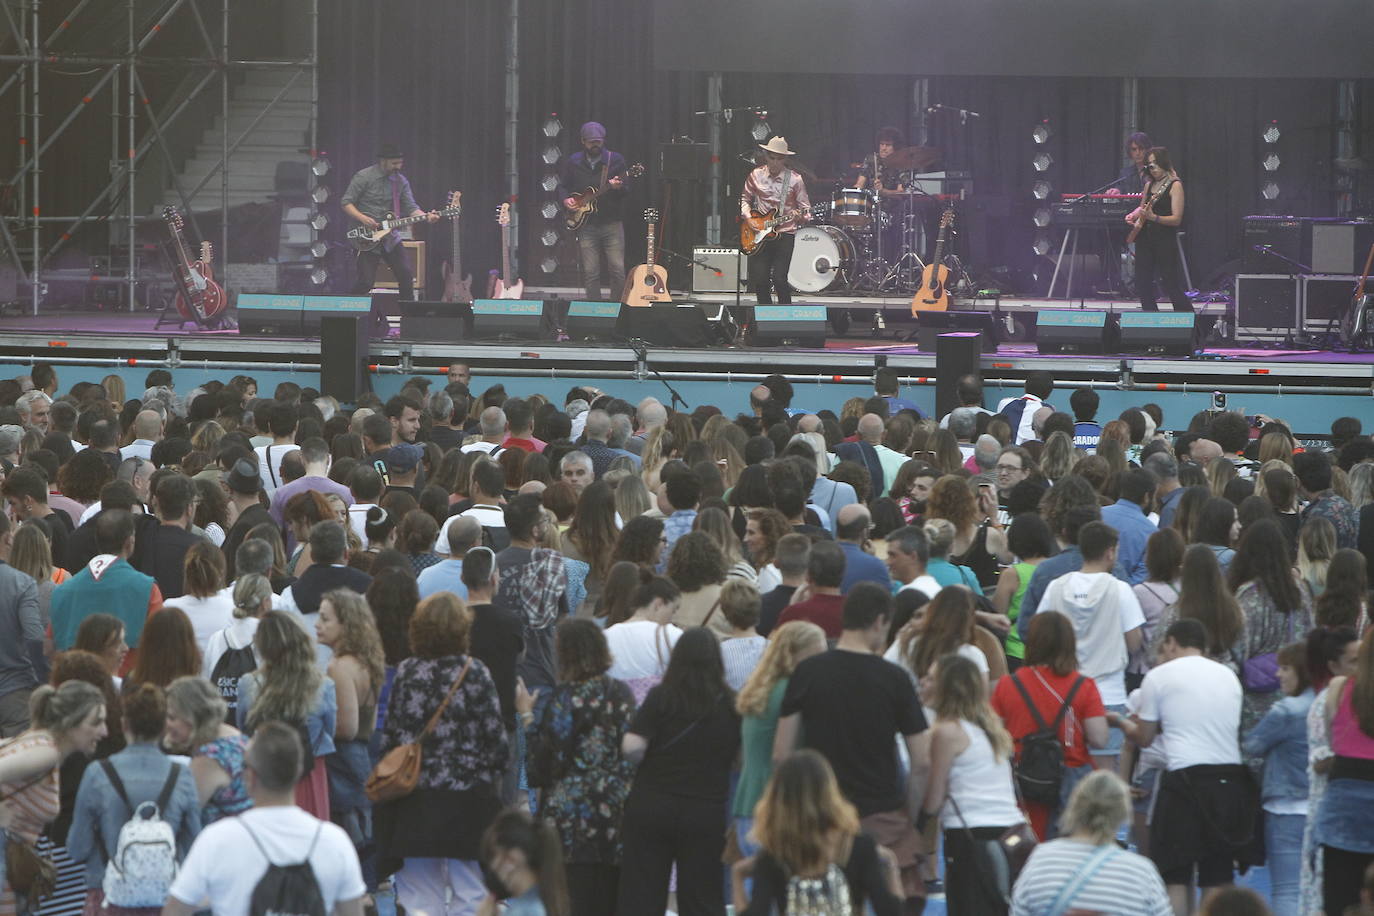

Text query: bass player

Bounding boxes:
[558,121,629,302]
[740,136,812,304]
[341,142,440,303]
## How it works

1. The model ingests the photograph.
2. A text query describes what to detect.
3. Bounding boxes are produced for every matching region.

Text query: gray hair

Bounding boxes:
[15,389,50,417]
[314,396,339,423]
[430,391,454,426]
[1060,770,1131,844]
[1143,451,1179,482]
[638,400,666,428]
[232,573,273,619]
[886,525,930,564]
[560,450,592,472]
[584,409,612,442]
[446,516,482,555]
[0,424,22,456]
[973,434,1000,471]
[479,406,507,438]
[949,407,978,440]
[308,520,347,565]
[609,414,633,448]
[235,538,275,578]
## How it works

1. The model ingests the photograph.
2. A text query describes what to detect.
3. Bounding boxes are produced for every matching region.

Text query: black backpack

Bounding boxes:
[210,641,258,725]
[239,819,326,916]
[1009,672,1085,805]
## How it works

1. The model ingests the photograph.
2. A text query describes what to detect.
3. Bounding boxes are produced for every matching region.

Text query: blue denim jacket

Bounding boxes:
[1242,688,1315,805]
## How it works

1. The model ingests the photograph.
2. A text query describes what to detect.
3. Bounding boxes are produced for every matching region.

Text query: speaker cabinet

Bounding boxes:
[916,311,999,353]
[1117,312,1196,356]
[398,300,472,342]
[320,315,369,403]
[1035,310,1110,354]
[935,332,982,420]
[1234,274,1298,341]
[565,301,623,341]
[616,303,714,347]
[470,299,549,340]
[237,293,304,335]
[370,239,426,298]
[750,304,828,348]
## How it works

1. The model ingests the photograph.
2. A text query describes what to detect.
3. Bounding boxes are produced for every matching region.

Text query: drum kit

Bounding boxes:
[788,145,949,295]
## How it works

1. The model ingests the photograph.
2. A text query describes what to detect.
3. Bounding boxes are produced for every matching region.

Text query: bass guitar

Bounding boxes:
[1340,241,1374,349]
[739,207,803,256]
[346,203,461,252]
[161,206,226,325]
[564,162,645,231]
[622,208,671,306]
[911,208,956,313]
[489,202,524,299]
[439,190,473,303]
[1126,178,1171,245]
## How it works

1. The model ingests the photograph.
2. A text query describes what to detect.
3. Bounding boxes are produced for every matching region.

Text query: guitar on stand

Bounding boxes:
[159,206,226,329]
[489,203,524,299]
[910,208,956,313]
[1340,241,1374,351]
[439,191,472,303]
[623,208,671,306]
[564,162,645,231]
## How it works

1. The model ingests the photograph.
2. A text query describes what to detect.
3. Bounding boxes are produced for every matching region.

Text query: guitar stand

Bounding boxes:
[154,240,215,331]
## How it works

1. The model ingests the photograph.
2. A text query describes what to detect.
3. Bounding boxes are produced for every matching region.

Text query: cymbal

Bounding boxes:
[886,146,943,172]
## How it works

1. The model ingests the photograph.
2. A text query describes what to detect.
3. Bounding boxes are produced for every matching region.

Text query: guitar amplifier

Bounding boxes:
[1309,220,1374,275]
[692,247,743,293]
[1301,274,1358,334]
[1242,216,1308,274]
[1234,274,1298,342]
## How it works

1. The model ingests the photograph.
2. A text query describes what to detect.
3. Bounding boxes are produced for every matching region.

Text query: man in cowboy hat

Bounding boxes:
[341,142,440,306]
[558,121,632,301]
[740,136,812,305]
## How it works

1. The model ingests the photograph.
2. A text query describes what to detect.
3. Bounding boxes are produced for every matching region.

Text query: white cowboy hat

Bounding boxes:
[757,136,797,156]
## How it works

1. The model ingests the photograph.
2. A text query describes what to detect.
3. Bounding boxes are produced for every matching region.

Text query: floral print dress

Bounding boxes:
[524,675,637,864]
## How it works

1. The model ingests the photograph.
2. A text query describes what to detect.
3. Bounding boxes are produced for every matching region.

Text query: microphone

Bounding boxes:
[1252,244,1273,252]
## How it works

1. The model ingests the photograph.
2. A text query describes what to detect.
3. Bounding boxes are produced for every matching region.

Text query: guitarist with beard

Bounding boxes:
[341,142,439,310]
[740,136,812,304]
[559,121,629,301]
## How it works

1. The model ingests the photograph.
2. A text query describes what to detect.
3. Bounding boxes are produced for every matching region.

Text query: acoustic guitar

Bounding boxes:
[161,206,226,325]
[439,190,473,303]
[489,203,524,299]
[911,208,955,314]
[622,208,671,306]
[564,162,645,231]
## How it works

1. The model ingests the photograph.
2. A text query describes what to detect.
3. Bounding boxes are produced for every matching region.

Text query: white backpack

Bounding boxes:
[99,761,183,909]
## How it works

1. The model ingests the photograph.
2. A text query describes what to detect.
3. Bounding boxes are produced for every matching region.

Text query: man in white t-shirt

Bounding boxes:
[1114,618,1245,914]
[164,722,365,916]
[1037,521,1143,767]
[253,402,300,495]
[885,525,942,600]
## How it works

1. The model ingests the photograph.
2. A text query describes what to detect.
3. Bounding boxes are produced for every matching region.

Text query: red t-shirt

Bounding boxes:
[775,593,845,639]
[501,437,543,453]
[990,666,1106,768]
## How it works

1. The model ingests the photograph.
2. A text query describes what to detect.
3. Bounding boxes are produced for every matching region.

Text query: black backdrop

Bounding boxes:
[318,0,1369,297]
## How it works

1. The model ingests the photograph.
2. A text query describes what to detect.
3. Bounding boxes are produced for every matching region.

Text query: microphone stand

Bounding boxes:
[1253,245,1316,349]
[629,338,690,411]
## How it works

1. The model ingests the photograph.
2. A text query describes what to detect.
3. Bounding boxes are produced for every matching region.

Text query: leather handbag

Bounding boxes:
[6,834,56,901]
[365,658,471,803]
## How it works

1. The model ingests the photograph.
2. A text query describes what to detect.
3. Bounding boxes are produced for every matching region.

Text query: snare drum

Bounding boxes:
[831,188,875,227]
[788,225,856,293]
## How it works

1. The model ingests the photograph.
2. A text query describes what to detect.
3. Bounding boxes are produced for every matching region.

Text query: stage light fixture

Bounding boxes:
[1032,152,1053,172]
[540,257,558,274]
[1032,122,1052,144]
[750,117,771,143]
[1032,232,1052,257]
[542,145,562,166]
[540,174,559,193]
[310,157,330,177]
[310,185,329,204]
[539,201,559,220]
[310,268,329,285]
[1262,153,1280,172]
[542,116,563,138]
[1263,123,1281,144]
[310,241,327,258]
[1261,181,1280,200]
[310,213,328,231]
[539,229,558,247]
[1033,207,1052,228]
[1031,180,1053,200]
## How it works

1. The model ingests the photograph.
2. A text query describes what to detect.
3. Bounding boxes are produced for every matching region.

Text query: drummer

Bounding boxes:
[854,126,907,196]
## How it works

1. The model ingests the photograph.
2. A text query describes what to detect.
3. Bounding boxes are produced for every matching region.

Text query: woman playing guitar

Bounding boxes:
[739,136,812,305]
[1125,146,1194,313]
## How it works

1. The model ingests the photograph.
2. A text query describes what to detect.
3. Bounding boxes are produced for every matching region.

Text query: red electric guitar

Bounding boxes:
[161,206,226,326]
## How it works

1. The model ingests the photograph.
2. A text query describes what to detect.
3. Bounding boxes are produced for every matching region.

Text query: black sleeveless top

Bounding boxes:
[1141,178,1179,237]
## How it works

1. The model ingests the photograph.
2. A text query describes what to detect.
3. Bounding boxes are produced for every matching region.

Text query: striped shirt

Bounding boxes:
[1011,839,1171,916]
[721,635,767,692]
[0,732,61,916]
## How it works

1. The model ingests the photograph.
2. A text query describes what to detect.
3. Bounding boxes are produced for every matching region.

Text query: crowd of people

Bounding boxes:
[0,360,1373,916]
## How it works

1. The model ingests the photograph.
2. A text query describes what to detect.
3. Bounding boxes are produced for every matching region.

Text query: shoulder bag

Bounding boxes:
[365,657,472,803]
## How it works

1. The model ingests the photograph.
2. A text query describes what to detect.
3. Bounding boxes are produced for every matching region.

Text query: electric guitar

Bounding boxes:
[1341,241,1374,348]
[490,203,524,299]
[439,191,473,303]
[161,206,226,324]
[346,203,461,252]
[911,208,956,313]
[739,207,803,256]
[622,208,671,306]
[564,162,645,231]
[1126,178,1172,244]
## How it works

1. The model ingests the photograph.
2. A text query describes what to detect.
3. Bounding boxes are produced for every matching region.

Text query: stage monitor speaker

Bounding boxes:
[616,303,714,347]
[1301,274,1357,334]
[750,304,828,347]
[916,311,999,353]
[1035,309,1110,354]
[566,301,623,340]
[692,247,744,293]
[1242,216,1309,273]
[1309,220,1374,275]
[398,300,472,342]
[658,142,709,182]
[1117,312,1196,356]
[935,333,983,420]
[301,295,372,336]
[470,299,549,340]
[236,293,304,335]
[320,315,369,403]
[1234,274,1298,341]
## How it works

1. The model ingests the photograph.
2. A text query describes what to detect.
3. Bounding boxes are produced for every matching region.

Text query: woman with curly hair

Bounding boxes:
[193,476,229,546]
[925,475,1003,588]
[731,621,827,858]
[54,449,112,509]
[284,489,334,575]
[667,531,729,639]
[237,611,337,819]
[316,588,386,849]
[611,514,665,571]
[743,507,790,593]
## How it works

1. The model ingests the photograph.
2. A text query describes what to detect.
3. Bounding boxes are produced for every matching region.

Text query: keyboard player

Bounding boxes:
[1106,131,1152,196]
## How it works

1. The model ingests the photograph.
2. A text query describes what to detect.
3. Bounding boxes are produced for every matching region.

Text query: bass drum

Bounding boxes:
[789,225,855,293]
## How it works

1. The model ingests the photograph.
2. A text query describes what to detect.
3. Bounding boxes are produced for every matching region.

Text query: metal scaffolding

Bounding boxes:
[0,0,318,315]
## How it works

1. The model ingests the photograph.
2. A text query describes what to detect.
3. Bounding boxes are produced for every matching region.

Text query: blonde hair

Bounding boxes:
[1348,462,1374,510]
[736,621,826,717]
[640,426,673,491]
[166,675,228,749]
[613,475,652,522]
[753,749,860,878]
[1060,770,1131,844]
[322,589,386,692]
[922,517,957,559]
[932,653,1013,760]
[1298,517,1337,593]
[29,680,104,736]
[232,573,272,619]
[9,521,53,583]
[246,611,323,730]
[539,508,565,550]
